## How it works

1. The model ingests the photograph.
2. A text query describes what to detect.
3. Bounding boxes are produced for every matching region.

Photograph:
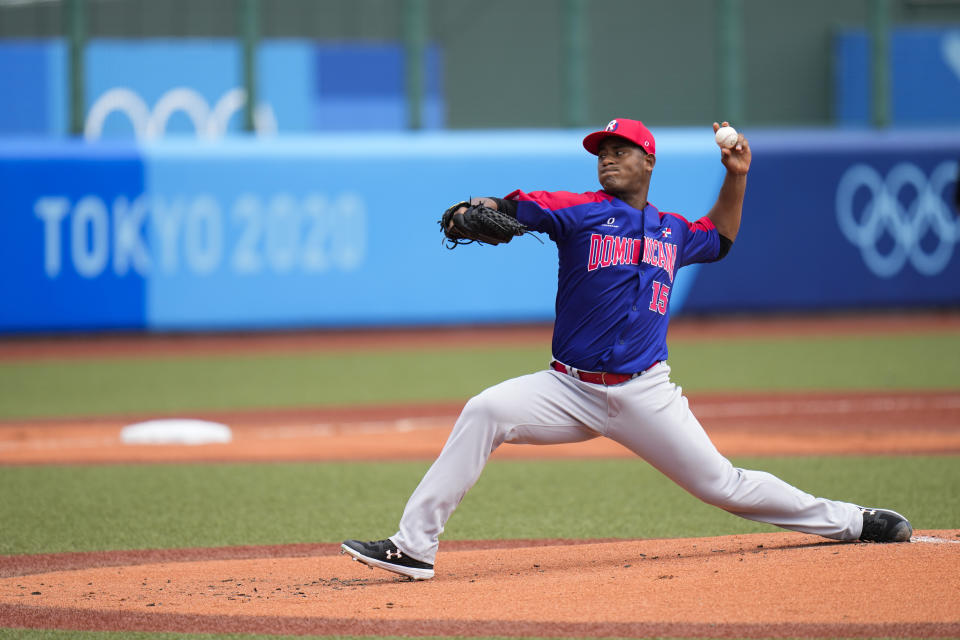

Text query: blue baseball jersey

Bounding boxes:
[506,189,722,373]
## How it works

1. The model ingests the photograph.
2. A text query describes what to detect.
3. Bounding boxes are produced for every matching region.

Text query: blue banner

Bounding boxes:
[0,142,147,332]
[683,130,960,312]
[0,39,66,137]
[1,130,957,334]
[835,27,960,126]
[138,134,586,330]
[0,38,444,139]
[138,132,721,330]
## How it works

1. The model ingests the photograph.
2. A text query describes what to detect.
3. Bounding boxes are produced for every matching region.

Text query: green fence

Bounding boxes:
[3,0,959,132]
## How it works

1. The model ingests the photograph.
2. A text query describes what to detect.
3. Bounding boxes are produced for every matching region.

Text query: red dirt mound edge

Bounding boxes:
[1,533,959,638]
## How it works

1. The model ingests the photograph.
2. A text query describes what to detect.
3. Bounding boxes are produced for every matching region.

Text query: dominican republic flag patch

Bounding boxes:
[662,228,672,238]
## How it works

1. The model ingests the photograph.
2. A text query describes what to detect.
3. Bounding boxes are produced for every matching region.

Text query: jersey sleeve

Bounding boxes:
[662,212,722,266]
[505,189,607,240]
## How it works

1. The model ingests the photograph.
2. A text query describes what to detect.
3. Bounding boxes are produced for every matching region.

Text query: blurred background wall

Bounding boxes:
[0,0,958,333]
[3,0,960,133]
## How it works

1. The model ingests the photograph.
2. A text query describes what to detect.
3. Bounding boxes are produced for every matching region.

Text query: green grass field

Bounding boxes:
[0,456,955,556]
[1,326,958,640]
[1,331,958,419]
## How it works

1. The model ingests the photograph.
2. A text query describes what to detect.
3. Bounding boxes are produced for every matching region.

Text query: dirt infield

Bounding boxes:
[3,391,959,638]
[2,313,959,637]
[2,533,959,638]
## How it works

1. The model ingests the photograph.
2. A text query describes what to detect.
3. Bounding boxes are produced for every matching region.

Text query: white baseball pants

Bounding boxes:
[392,363,863,564]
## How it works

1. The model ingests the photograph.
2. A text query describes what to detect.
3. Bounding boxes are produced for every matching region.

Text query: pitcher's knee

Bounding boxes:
[461,389,510,425]
[450,394,505,443]
[686,469,744,510]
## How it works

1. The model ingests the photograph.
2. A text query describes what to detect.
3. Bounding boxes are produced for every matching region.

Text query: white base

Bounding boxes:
[120,419,232,445]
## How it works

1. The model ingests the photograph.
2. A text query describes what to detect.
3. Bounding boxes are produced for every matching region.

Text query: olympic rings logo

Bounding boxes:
[835,161,959,278]
[84,87,278,140]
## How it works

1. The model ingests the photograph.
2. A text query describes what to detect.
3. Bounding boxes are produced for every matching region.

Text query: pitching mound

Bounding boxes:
[1,531,958,638]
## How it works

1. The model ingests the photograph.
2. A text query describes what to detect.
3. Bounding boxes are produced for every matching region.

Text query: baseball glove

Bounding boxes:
[439,200,529,248]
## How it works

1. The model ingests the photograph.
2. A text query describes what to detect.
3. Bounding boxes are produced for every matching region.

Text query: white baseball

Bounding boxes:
[715,125,738,149]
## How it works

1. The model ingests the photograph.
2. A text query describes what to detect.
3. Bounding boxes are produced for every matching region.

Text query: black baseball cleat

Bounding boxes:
[859,508,913,542]
[340,538,434,580]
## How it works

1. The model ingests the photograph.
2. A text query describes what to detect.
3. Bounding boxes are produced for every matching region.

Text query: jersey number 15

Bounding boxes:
[649,281,671,315]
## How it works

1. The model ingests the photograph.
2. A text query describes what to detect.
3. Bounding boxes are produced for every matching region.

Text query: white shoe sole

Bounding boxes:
[340,543,435,580]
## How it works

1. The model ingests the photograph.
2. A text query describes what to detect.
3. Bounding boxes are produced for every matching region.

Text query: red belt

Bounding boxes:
[550,360,659,385]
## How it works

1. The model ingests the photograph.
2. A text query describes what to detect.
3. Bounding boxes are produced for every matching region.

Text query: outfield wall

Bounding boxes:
[1,130,958,333]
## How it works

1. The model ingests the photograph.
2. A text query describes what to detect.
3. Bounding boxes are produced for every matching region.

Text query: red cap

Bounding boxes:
[582,118,656,155]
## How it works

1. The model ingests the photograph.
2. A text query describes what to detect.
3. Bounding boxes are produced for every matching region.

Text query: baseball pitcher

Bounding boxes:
[341,118,913,580]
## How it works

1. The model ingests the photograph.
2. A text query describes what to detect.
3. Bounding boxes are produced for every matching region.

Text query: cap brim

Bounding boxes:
[582,131,644,155]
